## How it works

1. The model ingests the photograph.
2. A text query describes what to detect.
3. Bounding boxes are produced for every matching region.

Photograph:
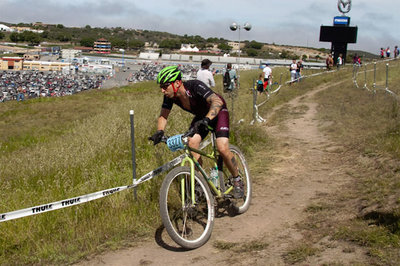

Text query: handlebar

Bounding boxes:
[161,127,196,144]
[161,128,197,152]
[158,125,214,152]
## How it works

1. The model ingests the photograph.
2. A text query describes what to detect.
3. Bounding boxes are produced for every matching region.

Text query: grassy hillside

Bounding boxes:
[261,59,400,264]
[1,60,399,264]
[0,69,276,264]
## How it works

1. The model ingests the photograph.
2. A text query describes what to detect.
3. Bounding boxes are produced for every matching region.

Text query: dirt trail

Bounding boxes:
[78,84,367,265]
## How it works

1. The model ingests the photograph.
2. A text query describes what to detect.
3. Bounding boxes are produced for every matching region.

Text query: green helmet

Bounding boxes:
[157,66,182,84]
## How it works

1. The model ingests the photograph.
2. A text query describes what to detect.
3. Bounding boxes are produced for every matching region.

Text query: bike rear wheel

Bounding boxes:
[220,145,252,214]
[159,166,215,249]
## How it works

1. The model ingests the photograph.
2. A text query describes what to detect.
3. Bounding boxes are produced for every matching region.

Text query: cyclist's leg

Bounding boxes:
[214,108,238,177]
[189,117,209,161]
[216,137,238,177]
[188,133,202,161]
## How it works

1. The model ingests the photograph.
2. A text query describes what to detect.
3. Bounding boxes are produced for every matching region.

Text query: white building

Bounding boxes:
[9,26,43,33]
[61,49,82,60]
[0,24,13,32]
[180,44,199,52]
[139,52,160,60]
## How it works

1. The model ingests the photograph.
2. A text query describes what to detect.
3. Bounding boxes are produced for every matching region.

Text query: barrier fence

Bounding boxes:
[251,67,337,124]
[251,59,400,125]
[353,59,399,101]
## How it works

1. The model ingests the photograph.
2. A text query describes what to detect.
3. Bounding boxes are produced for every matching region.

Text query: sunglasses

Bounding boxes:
[160,82,171,89]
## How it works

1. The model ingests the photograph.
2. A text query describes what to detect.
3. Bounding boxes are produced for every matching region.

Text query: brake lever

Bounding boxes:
[160,135,169,143]
[183,128,195,138]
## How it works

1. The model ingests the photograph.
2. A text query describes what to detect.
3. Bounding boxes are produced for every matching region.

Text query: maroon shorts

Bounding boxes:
[190,107,230,139]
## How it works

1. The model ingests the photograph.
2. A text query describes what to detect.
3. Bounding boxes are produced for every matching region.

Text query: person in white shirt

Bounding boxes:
[196,59,215,88]
[262,63,272,84]
[337,54,343,69]
[262,63,272,93]
[289,59,297,84]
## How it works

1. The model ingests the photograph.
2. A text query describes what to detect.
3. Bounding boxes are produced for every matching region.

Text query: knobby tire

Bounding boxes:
[159,166,215,249]
[220,145,252,214]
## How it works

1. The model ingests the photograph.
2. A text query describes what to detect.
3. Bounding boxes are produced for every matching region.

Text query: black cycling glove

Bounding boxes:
[148,130,164,145]
[193,117,211,134]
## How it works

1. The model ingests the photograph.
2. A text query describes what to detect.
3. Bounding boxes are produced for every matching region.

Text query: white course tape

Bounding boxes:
[0,185,130,222]
[0,138,212,223]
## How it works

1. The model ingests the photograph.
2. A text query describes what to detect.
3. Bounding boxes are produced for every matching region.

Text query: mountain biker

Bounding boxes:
[149,65,244,198]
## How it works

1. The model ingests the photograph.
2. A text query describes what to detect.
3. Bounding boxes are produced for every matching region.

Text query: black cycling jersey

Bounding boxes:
[161,80,229,138]
[162,80,216,117]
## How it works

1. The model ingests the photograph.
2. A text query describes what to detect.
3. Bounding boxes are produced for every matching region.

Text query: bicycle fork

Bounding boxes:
[180,155,196,206]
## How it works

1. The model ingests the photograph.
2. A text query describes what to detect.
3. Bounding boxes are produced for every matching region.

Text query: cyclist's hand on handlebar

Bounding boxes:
[148,130,164,145]
[183,127,196,138]
[193,117,211,134]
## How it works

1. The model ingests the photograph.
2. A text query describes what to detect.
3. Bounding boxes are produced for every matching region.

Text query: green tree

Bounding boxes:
[128,39,144,49]
[57,33,71,42]
[56,24,65,29]
[279,49,291,59]
[245,48,258,57]
[217,43,231,52]
[159,39,181,49]
[206,37,219,43]
[246,40,263,50]
[197,43,207,50]
[10,32,19,42]
[110,38,127,49]
[41,31,49,39]
[18,31,41,45]
[80,37,95,47]
[17,22,30,27]
[0,31,4,40]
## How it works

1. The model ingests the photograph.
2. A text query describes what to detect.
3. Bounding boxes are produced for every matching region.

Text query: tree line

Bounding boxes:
[0,22,299,58]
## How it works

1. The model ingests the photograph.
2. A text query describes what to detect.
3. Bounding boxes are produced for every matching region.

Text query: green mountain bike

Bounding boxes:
[159,128,252,249]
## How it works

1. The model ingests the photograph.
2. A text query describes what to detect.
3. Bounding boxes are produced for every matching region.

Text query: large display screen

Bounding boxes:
[319,26,358,43]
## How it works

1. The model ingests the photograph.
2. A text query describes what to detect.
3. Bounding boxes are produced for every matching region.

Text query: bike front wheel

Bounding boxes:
[159,166,215,249]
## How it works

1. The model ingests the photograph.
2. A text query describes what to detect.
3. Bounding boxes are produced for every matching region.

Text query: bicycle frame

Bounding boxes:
[179,132,233,205]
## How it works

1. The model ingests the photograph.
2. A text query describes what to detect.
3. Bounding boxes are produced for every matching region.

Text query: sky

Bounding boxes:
[0,0,399,54]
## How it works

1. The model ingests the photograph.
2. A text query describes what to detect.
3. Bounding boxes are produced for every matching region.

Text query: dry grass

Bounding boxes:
[213,239,268,253]
[294,59,400,265]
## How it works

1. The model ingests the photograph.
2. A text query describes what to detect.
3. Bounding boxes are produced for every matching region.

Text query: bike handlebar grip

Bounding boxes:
[166,134,184,152]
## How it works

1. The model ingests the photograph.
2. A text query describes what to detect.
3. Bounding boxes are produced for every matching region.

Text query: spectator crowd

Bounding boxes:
[0,71,105,102]
[127,62,198,83]
[380,46,399,59]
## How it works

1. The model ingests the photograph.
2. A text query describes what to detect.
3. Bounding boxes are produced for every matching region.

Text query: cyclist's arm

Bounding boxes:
[206,93,223,120]
[157,108,170,131]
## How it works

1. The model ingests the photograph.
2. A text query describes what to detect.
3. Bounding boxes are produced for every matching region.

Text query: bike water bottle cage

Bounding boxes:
[166,134,185,152]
